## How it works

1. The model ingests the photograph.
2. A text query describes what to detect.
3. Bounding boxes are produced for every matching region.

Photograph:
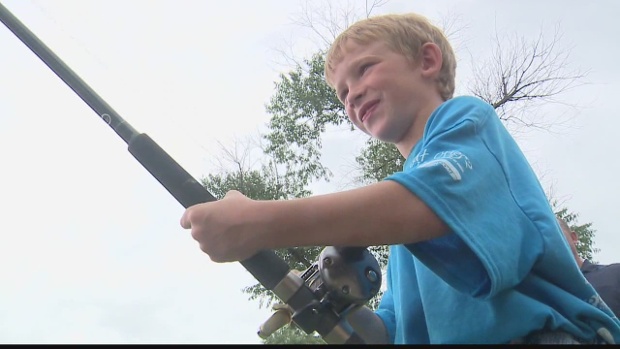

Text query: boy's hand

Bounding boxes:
[180,190,261,263]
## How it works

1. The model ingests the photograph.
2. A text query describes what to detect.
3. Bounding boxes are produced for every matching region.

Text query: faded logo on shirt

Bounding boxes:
[409,149,472,181]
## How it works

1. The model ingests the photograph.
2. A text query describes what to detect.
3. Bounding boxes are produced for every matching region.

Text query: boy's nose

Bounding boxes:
[347,88,365,108]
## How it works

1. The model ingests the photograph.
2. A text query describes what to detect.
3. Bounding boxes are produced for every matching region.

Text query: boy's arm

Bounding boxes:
[181,180,449,263]
[263,180,449,248]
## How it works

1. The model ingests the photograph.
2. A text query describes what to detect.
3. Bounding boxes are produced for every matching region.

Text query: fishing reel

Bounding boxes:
[257,246,382,342]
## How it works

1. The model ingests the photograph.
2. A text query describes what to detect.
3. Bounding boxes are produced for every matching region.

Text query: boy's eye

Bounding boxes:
[359,63,372,75]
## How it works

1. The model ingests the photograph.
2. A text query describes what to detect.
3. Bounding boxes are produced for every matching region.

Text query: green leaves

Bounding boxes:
[263,52,348,190]
[262,326,326,345]
[355,139,405,184]
[555,206,599,262]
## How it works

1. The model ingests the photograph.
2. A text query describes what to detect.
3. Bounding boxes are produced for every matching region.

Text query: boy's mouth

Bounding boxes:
[359,100,379,123]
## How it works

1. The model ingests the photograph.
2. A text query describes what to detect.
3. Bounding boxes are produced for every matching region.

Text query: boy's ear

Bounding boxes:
[570,231,579,245]
[420,42,443,78]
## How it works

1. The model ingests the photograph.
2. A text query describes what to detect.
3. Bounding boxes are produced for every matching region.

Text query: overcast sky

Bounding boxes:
[0,0,617,344]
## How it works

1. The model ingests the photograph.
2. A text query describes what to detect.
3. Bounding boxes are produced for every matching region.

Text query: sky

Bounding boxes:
[0,0,617,344]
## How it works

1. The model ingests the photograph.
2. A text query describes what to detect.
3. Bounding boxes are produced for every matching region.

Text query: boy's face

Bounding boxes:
[331,40,442,150]
[559,222,580,257]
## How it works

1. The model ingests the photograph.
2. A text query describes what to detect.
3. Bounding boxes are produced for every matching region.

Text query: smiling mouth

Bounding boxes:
[360,101,379,123]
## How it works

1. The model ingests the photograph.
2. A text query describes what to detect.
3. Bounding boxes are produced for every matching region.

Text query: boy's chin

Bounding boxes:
[365,124,389,140]
[360,128,373,137]
[372,128,407,145]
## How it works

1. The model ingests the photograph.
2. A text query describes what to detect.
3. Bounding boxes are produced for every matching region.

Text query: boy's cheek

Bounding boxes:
[345,107,357,123]
[345,108,369,133]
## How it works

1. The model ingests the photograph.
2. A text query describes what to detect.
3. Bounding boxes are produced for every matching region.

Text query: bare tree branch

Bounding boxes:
[365,0,390,18]
[468,23,589,133]
[437,9,470,46]
[267,0,391,73]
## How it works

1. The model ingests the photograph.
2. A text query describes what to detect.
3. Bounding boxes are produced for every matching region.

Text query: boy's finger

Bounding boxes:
[180,209,192,229]
[224,190,242,198]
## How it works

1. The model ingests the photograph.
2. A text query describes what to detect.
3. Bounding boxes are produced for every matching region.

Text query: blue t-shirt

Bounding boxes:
[376,96,620,344]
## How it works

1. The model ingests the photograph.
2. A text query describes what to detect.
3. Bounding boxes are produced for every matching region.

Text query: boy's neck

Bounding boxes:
[396,97,445,158]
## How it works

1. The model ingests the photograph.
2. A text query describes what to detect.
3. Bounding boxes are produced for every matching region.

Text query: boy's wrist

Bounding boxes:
[251,198,316,251]
[246,199,288,251]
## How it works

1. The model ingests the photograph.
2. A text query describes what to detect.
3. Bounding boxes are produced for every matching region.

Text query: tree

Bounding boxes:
[263,51,343,192]
[467,25,588,134]
[262,326,326,345]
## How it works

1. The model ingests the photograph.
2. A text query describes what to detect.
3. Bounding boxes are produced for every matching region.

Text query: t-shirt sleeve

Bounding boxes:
[385,98,544,299]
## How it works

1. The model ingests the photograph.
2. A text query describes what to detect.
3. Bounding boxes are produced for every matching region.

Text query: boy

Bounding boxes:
[180,13,620,344]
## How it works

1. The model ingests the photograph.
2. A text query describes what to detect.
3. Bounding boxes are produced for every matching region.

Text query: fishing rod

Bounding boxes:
[0,2,381,344]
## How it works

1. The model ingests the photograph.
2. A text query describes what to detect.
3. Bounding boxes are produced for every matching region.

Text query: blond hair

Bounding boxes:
[324,13,456,101]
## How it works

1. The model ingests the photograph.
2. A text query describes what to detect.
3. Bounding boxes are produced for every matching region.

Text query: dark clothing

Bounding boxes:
[520,330,585,344]
[582,260,620,318]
